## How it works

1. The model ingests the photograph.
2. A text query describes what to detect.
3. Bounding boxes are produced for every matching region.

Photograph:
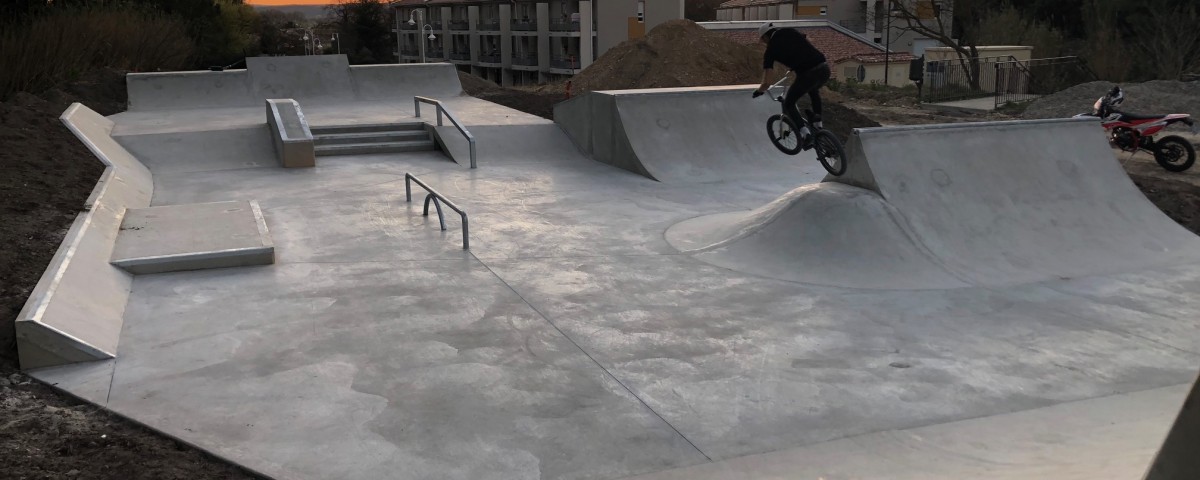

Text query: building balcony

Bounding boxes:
[512,54,539,66]
[399,22,418,31]
[479,53,501,64]
[449,51,471,61]
[449,20,470,31]
[551,57,581,70]
[511,20,537,31]
[478,19,500,31]
[400,48,420,57]
[427,48,445,59]
[550,20,581,32]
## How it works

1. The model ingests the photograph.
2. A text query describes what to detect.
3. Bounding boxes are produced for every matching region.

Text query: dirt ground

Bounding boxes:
[1,70,262,479]
[2,68,1198,478]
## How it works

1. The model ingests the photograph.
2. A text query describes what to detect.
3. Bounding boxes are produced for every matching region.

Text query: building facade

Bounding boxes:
[715,0,948,56]
[392,0,683,86]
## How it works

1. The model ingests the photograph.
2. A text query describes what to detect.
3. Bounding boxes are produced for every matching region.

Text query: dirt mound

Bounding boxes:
[1022,80,1200,119]
[563,19,779,93]
[457,70,502,96]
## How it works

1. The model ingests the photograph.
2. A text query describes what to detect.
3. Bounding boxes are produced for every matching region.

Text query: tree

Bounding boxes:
[888,0,992,90]
[976,4,1067,58]
[1130,1,1200,80]
[325,0,393,64]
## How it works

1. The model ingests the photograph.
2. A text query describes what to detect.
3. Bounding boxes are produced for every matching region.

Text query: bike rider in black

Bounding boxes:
[752,22,831,142]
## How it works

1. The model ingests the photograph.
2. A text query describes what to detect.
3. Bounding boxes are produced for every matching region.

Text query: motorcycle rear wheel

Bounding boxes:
[1153,136,1196,172]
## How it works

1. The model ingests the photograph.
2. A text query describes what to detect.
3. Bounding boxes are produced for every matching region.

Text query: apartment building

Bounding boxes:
[715,0,947,55]
[392,0,684,86]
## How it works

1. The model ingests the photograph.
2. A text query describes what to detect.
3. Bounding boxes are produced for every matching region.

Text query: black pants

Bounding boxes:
[783,63,831,128]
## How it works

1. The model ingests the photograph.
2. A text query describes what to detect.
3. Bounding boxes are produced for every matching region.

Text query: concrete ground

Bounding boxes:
[32,94,1200,480]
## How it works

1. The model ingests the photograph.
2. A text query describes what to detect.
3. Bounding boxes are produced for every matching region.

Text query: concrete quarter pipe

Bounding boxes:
[665,118,1200,289]
[555,86,806,183]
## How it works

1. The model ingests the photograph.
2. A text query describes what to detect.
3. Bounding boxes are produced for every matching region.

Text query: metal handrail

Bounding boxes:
[405,173,469,249]
[414,96,477,168]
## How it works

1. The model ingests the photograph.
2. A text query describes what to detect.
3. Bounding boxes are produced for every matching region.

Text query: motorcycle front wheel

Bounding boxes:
[1153,136,1196,172]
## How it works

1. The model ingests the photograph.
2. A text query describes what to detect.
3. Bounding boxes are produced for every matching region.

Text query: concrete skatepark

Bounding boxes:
[14,55,1200,479]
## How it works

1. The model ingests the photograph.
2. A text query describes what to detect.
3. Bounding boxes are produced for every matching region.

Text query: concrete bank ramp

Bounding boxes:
[669,119,1200,289]
[127,55,462,111]
[554,86,801,183]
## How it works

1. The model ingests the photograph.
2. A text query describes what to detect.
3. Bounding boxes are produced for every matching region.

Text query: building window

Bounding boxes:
[820,7,828,15]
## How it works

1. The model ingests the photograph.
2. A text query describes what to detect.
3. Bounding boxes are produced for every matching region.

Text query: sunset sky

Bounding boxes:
[246,0,347,5]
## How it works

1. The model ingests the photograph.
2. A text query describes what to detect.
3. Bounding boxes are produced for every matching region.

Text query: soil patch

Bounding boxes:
[1021,80,1200,120]
[0,69,263,479]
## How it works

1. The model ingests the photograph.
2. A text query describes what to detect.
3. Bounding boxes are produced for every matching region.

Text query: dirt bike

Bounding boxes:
[756,72,847,176]
[1074,95,1198,172]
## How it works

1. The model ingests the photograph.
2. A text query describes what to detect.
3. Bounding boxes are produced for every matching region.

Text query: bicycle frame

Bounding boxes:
[767,71,815,130]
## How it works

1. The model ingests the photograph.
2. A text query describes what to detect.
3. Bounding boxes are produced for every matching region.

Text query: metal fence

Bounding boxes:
[922,55,1013,104]
[921,55,1095,108]
[994,57,1096,108]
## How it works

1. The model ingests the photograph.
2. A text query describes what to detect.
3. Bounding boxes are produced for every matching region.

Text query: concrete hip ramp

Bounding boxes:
[554,86,804,183]
[669,118,1200,289]
[126,55,463,111]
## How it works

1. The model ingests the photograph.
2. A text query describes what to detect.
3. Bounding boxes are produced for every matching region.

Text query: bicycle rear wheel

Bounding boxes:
[767,114,803,155]
[813,130,847,176]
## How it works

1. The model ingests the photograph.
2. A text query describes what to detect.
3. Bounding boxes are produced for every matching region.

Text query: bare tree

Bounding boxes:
[887,0,989,89]
[1133,2,1200,80]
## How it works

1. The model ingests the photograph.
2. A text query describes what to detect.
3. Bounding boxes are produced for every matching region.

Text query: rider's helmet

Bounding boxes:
[1094,85,1125,117]
[757,22,777,41]
[1106,86,1125,108]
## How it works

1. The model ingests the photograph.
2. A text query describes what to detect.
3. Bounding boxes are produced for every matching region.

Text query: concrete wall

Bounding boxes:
[595,0,683,60]
[127,56,462,111]
[837,60,914,85]
[16,104,153,369]
[926,46,1034,63]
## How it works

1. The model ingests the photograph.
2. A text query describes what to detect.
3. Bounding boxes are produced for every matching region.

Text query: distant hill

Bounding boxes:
[254,4,331,20]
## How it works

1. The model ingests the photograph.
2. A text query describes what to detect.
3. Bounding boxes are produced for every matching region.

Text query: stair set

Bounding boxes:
[311,122,437,156]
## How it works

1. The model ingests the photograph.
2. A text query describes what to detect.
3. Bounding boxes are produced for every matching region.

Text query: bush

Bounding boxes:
[0,8,194,100]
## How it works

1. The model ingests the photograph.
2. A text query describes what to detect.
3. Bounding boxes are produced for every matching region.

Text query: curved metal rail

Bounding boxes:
[405,173,469,249]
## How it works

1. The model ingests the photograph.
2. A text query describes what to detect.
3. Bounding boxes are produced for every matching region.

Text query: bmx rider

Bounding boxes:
[752,22,831,144]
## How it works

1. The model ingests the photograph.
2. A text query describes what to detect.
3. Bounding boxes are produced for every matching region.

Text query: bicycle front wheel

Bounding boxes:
[767,114,802,155]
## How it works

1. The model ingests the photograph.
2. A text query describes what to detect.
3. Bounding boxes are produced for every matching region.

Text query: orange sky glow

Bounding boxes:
[246,1,371,5]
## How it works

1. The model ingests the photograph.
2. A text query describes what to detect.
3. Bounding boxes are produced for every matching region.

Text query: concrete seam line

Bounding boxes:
[471,252,714,462]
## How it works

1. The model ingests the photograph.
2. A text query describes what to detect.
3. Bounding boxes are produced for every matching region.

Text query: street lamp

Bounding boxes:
[408,10,437,63]
[331,33,341,55]
[302,29,319,56]
[883,2,894,85]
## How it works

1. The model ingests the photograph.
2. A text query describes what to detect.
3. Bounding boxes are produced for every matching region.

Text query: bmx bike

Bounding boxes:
[759,72,848,176]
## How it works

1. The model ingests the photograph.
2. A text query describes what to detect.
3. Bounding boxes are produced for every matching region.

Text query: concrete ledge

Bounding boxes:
[16,104,153,369]
[266,99,315,168]
[111,200,275,275]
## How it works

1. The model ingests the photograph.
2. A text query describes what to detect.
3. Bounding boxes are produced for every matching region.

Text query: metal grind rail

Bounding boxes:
[405,173,469,249]
[414,96,477,168]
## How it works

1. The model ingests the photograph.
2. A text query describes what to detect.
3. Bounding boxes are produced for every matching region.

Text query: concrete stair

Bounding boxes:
[312,122,436,156]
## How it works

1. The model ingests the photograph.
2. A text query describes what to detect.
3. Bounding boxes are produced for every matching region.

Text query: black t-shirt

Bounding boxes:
[762,28,826,73]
